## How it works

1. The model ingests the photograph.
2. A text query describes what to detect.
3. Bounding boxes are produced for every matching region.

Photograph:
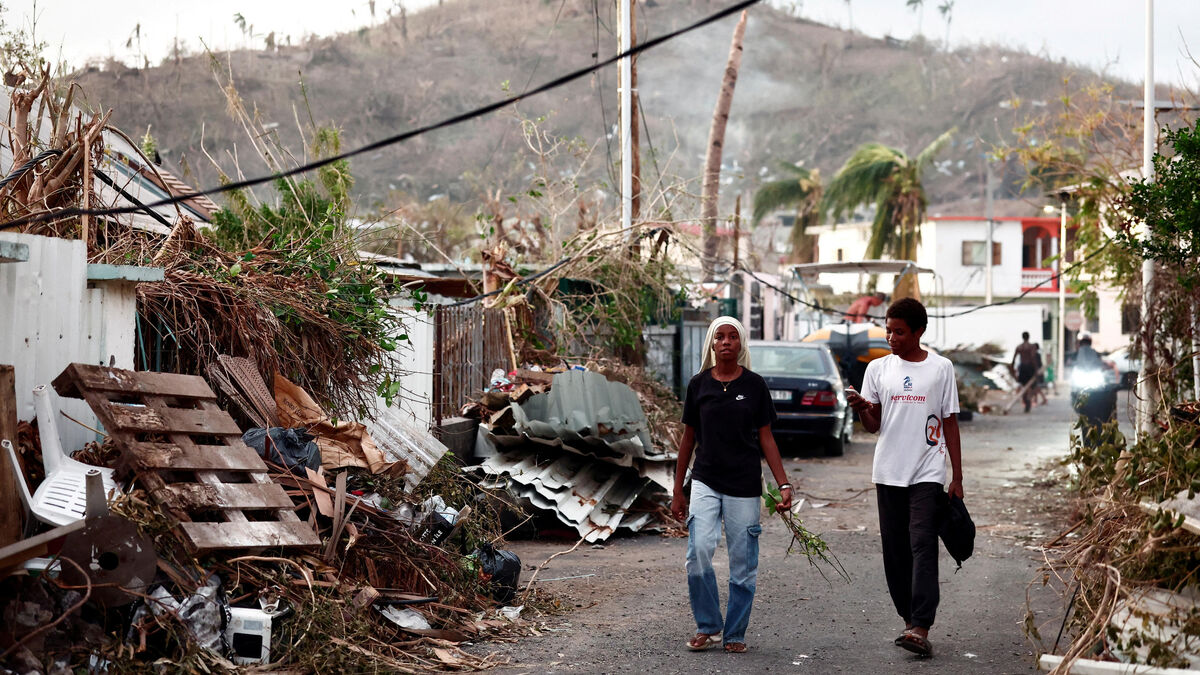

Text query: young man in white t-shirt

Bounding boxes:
[845,298,963,658]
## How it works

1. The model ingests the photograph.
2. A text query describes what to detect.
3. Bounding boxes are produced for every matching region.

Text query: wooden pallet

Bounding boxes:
[53,363,319,552]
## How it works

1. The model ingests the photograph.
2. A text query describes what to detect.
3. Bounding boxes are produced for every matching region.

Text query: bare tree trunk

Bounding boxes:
[699,10,747,280]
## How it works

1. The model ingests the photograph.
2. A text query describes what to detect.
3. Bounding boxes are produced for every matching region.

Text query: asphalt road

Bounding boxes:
[479,391,1079,674]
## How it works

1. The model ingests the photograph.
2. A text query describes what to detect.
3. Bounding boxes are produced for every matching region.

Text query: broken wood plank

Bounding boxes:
[513,368,554,385]
[0,519,86,573]
[53,363,217,401]
[55,364,319,551]
[105,404,242,436]
[180,521,320,552]
[124,442,266,472]
[0,365,22,547]
[161,482,295,511]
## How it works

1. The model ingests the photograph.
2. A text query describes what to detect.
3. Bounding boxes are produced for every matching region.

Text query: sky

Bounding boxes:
[4,0,1200,89]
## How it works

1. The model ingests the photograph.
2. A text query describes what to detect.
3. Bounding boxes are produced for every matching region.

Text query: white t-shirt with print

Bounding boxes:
[861,351,960,487]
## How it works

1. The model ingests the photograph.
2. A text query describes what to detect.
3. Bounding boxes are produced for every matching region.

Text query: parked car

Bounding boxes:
[749,340,853,456]
[1105,345,1142,390]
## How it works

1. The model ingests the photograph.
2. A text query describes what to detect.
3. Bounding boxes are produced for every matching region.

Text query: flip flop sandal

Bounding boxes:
[893,633,907,646]
[723,642,748,654]
[687,633,721,651]
[899,631,933,657]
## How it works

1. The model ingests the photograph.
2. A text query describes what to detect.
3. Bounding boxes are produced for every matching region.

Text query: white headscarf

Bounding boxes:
[699,315,752,372]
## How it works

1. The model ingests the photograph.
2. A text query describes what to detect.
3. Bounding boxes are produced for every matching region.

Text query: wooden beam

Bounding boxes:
[0,365,22,548]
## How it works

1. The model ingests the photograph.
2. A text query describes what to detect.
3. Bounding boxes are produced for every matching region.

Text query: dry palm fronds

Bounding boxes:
[107,220,402,417]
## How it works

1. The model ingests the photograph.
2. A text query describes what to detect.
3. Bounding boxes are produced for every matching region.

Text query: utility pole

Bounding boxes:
[618,0,634,241]
[984,161,994,305]
[1137,0,1155,439]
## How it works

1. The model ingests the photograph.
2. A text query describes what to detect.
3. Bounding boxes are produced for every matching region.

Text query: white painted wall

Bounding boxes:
[386,301,435,429]
[930,304,1047,360]
[923,219,1025,298]
[811,219,1036,300]
[1092,285,1132,353]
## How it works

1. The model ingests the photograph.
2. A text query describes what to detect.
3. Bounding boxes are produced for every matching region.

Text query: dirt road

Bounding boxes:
[482,392,1078,674]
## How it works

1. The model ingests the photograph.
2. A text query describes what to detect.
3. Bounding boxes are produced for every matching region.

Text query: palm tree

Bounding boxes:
[821,129,955,296]
[752,164,823,263]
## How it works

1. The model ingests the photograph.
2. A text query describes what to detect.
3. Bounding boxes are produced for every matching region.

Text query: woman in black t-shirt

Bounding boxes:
[670,316,793,654]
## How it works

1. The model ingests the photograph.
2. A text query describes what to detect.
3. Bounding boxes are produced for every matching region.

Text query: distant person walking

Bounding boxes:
[670,316,792,655]
[845,298,963,658]
[846,292,887,323]
[1012,331,1043,413]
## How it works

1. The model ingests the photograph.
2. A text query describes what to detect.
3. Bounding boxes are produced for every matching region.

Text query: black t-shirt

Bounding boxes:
[682,368,777,498]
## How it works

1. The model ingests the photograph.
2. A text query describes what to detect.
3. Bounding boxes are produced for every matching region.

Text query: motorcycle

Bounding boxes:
[1069,361,1119,426]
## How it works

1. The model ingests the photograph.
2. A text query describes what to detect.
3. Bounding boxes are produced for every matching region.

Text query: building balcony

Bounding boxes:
[1021,267,1059,292]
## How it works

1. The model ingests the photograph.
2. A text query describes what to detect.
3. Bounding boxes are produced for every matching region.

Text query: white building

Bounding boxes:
[806,214,1132,366]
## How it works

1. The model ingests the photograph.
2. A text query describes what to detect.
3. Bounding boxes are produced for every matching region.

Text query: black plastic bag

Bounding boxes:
[243,427,321,474]
[938,493,975,570]
[472,543,521,604]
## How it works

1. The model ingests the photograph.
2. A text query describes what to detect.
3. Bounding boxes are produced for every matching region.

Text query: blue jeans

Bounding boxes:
[685,480,762,644]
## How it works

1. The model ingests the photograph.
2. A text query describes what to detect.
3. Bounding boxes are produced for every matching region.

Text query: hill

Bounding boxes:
[72,0,1133,225]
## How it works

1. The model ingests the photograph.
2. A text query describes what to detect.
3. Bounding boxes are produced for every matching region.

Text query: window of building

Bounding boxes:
[1086,316,1099,333]
[961,241,1002,266]
[836,248,844,262]
[1121,303,1140,335]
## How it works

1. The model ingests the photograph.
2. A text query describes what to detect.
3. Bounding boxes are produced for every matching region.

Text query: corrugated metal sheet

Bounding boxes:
[469,369,674,541]
[364,403,449,493]
[477,450,655,543]
[0,234,148,452]
[510,370,664,461]
[0,234,99,451]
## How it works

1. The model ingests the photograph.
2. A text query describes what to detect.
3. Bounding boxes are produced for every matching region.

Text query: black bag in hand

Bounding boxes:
[938,493,975,570]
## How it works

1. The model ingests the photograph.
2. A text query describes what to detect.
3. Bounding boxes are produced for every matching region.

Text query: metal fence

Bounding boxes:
[432,303,510,426]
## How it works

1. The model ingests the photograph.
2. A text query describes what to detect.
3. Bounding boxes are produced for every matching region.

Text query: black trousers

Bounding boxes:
[876,482,942,629]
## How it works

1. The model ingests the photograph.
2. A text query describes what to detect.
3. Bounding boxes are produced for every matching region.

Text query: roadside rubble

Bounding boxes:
[466,366,677,543]
[0,361,539,672]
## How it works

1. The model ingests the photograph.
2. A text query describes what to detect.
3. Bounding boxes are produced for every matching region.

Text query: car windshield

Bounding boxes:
[750,346,832,376]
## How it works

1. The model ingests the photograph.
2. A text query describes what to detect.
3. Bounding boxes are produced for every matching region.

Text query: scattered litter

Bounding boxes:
[964,652,978,659]
[498,605,524,620]
[375,606,433,631]
[473,543,522,604]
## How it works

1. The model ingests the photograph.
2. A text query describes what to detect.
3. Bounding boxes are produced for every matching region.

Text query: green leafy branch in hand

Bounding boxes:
[763,483,851,584]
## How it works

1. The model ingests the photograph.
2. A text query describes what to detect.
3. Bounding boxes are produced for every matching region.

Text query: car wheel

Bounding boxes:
[824,434,845,457]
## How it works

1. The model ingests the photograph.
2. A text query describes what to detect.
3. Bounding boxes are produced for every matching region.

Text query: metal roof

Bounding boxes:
[467,369,674,542]
[509,369,663,461]
[475,449,655,543]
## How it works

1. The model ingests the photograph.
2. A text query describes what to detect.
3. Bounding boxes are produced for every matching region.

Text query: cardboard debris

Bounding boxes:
[275,374,403,476]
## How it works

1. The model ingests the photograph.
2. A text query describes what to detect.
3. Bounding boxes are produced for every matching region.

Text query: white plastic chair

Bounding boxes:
[2,385,121,527]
